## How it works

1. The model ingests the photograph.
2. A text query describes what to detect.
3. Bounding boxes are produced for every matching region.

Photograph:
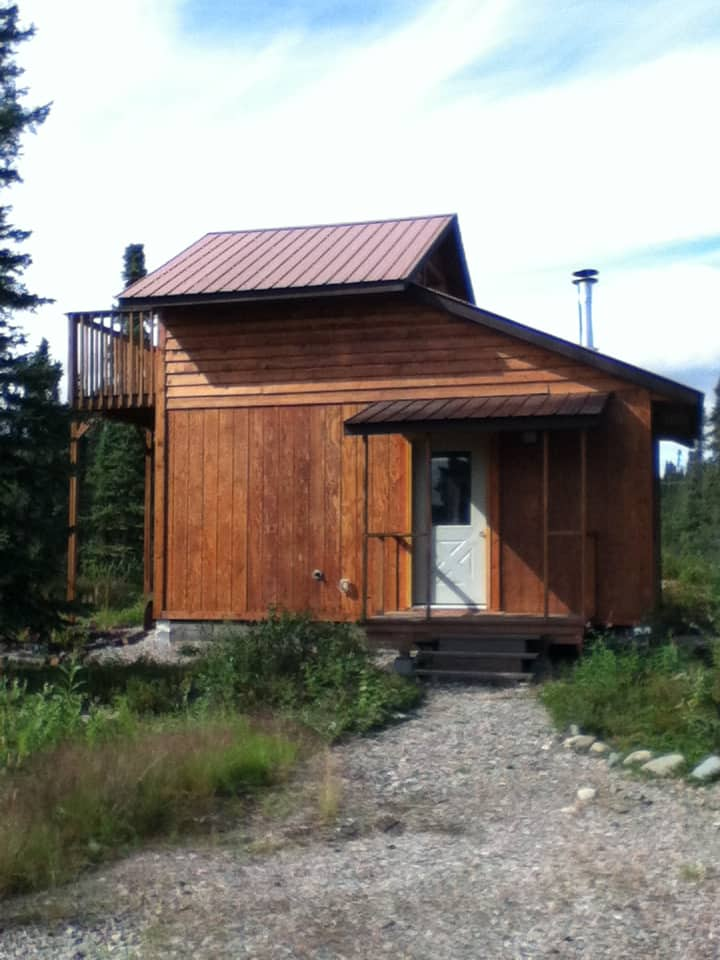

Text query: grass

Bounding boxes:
[88,596,147,631]
[0,610,420,895]
[540,639,720,766]
[0,714,296,896]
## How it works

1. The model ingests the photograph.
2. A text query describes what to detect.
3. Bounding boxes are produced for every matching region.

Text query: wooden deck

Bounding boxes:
[68,310,158,414]
[364,609,586,653]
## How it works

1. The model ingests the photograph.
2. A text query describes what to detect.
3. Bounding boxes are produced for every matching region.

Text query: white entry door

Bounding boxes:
[413,438,487,607]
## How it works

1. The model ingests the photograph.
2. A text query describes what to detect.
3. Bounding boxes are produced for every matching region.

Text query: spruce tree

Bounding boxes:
[122,243,146,287]
[0,4,65,639]
[79,244,148,604]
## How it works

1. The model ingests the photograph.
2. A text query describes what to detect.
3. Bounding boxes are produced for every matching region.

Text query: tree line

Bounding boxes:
[659,386,720,628]
[0,4,144,640]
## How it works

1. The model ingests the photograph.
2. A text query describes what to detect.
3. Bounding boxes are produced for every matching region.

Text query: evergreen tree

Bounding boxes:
[708,375,720,463]
[0,5,67,639]
[122,243,145,287]
[81,420,145,594]
[79,243,148,603]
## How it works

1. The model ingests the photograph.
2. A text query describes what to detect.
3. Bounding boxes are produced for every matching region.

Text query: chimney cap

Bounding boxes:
[572,268,599,284]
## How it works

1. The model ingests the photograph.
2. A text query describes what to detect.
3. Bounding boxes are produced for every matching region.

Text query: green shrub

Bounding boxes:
[541,639,720,765]
[0,715,296,894]
[195,610,421,737]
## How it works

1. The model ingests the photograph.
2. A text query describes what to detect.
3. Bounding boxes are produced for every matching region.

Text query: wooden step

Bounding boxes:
[414,669,531,681]
[417,634,541,643]
[414,649,539,660]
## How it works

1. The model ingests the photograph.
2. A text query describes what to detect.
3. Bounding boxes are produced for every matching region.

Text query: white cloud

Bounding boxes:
[7,0,720,400]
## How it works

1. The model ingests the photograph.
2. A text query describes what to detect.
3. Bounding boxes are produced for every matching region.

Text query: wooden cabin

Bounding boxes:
[67,214,702,672]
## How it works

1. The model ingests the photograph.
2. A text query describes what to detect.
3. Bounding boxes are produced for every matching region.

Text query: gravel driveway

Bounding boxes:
[2,685,720,959]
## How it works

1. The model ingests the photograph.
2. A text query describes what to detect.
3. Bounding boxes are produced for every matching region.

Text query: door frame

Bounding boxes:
[411,432,489,609]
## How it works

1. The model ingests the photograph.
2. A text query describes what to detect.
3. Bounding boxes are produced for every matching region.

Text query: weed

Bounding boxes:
[679,862,708,883]
[317,750,342,823]
[88,596,147,631]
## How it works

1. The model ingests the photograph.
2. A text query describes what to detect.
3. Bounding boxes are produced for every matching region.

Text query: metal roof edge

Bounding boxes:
[117,280,409,310]
[345,412,605,437]
[410,284,704,411]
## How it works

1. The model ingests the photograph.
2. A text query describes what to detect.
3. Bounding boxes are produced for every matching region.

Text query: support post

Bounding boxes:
[68,315,77,407]
[542,430,549,618]
[361,434,369,622]
[153,320,167,618]
[66,421,91,602]
[580,429,587,619]
[143,428,153,599]
[425,432,432,621]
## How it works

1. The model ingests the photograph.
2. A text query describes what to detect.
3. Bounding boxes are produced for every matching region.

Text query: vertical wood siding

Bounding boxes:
[499,392,654,621]
[163,405,410,619]
[158,298,654,625]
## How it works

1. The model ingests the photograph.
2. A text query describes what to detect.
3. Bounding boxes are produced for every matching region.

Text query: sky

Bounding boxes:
[9,0,720,441]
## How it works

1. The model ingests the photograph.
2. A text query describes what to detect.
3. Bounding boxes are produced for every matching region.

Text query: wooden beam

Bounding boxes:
[580,428,587,619]
[152,320,168,619]
[66,420,92,602]
[143,427,153,599]
[68,315,77,408]
[361,433,369,621]
[425,432,432,621]
[489,433,501,611]
[542,430,549,618]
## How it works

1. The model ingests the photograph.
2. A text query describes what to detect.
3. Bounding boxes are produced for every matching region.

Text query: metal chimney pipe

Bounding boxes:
[572,268,599,349]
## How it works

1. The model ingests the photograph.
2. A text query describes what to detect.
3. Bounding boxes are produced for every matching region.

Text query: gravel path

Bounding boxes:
[2,685,720,959]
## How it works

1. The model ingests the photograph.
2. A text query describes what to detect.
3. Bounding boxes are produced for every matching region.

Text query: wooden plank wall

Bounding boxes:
[163,298,627,411]
[499,391,654,622]
[162,404,410,620]
[157,296,654,625]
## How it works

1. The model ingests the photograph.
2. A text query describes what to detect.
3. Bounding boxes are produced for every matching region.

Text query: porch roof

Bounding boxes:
[344,392,609,435]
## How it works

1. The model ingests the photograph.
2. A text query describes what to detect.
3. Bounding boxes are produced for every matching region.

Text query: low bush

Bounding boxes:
[0,662,87,769]
[540,639,720,764]
[195,610,421,737]
[0,715,296,895]
[4,659,195,712]
[657,554,720,635]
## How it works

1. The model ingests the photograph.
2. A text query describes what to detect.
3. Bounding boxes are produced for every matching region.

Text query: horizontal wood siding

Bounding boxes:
[162,299,626,411]
[163,405,410,620]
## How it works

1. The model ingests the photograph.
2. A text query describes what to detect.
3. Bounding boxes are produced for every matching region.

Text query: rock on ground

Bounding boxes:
[1,687,719,959]
[623,749,654,766]
[642,753,686,777]
[691,756,720,782]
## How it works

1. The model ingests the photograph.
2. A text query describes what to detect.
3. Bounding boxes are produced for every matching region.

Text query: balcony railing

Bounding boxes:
[68,310,158,411]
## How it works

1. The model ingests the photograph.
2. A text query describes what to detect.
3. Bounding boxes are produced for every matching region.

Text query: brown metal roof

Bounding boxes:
[120,215,457,301]
[344,393,610,435]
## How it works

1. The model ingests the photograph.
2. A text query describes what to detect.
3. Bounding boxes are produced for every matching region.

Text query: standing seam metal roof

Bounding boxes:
[119,215,456,300]
[344,393,610,432]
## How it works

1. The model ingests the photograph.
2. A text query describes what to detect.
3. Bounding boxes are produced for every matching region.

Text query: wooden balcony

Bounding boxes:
[68,310,158,416]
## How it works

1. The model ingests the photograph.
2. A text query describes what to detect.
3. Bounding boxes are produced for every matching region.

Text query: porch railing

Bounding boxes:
[362,531,418,619]
[68,310,158,411]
